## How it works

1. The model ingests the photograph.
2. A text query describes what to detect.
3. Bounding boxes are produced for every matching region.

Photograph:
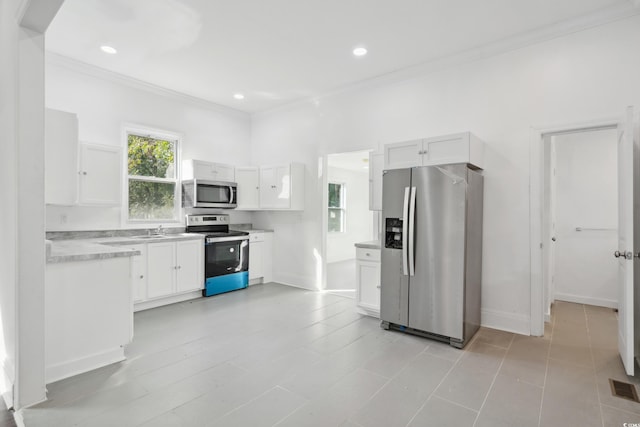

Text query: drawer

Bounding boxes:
[249,233,264,243]
[356,247,380,262]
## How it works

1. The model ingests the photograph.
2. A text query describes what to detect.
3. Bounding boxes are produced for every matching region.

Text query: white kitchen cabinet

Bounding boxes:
[369,152,384,211]
[138,238,203,306]
[384,132,484,170]
[130,244,147,302]
[235,166,260,210]
[176,239,204,293]
[259,163,305,210]
[356,247,381,317]
[248,232,273,284]
[45,108,79,205]
[147,242,176,299]
[79,143,122,206]
[183,159,235,182]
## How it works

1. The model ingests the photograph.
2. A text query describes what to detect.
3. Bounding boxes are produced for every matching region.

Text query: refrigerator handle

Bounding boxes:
[408,186,416,276]
[402,187,410,276]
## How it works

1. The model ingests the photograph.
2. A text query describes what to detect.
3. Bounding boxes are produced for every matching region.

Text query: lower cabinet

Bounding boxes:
[129,238,204,310]
[356,247,381,317]
[248,232,273,284]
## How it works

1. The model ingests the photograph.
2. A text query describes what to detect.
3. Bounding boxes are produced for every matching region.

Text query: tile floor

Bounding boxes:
[20,284,640,426]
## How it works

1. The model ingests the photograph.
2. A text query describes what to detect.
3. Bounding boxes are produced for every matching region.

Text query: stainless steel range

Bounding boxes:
[185,214,249,297]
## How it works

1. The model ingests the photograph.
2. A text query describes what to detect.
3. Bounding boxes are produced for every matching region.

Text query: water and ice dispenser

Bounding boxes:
[385,218,403,249]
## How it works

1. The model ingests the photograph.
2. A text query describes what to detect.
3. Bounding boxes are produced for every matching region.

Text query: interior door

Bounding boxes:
[617,106,637,375]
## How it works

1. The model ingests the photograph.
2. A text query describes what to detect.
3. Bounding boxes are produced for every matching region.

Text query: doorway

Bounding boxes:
[324,150,376,296]
[543,128,618,318]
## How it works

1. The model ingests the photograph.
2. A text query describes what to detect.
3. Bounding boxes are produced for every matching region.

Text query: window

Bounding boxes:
[328,182,346,232]
[126,131,179,222]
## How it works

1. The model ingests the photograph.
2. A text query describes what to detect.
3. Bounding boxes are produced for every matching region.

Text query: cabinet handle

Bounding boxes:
[365,253,370,257]
[139,275,144,279]
[377,285,381,289]
[80,171,87,175]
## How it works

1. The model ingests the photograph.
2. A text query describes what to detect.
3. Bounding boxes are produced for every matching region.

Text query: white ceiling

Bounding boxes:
[46,0,635,114]
[328,150,371,173]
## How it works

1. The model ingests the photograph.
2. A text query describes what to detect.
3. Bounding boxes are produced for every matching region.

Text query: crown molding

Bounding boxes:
[45,52,250,120]
[253,1,640,119]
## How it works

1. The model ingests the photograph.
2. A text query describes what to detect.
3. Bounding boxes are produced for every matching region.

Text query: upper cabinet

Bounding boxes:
[235,166,260,210]
[45,108,122,207]
[45,109,79,205]
[259,163,305,210]
[79,143,122,206]
[182,159,235,182]
[384,132,484,171]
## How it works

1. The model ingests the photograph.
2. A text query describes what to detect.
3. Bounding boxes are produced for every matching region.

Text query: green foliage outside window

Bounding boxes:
[328,183,345,233]
[127,134,177,220]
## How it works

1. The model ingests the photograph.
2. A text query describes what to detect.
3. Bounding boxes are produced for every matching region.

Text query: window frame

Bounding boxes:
[123,125,182,225]
[328,181,346,233]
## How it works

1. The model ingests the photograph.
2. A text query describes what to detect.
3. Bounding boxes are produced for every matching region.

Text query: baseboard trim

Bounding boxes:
[45,347,125,384]
[481,308,530,335]
[275,279,316,291]
[555,293,618,309]
[134,290,202,312]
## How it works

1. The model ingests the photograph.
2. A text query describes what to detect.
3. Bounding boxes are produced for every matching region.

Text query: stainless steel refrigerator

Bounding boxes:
[380,164,483,348]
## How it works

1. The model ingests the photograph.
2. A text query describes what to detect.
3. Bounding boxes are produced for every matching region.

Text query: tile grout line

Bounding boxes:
[537,303,556,427]
[430,394,480,414]
[584,304,606,427]
[403,342,474,427]
[470,333,515,427]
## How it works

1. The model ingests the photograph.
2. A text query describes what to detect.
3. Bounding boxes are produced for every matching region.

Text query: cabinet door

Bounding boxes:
[235,167,260,209]
[129,244,147,302]
[176,240,203,293]
[423,133,469,166]
[79,144,122,205]
[357,260,381,314]
[262,232,273,283]
[369,152,384,211]
[214,163,235,182]
[249,240,263,280]
[384,139,423,170]
[273,165,291,209]
[192,160,216,181]
[45,109,78,205]
[259,166,276,208]
[147,242,176,299]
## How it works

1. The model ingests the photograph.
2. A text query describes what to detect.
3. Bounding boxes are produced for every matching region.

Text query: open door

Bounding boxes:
[616,106,637,376]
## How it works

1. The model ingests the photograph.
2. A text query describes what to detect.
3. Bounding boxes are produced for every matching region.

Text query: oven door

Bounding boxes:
[205,237,249,278]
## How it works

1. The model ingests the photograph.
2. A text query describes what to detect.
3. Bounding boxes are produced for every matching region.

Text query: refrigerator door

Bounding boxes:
[380,168,411,326]
[409,164,468,340]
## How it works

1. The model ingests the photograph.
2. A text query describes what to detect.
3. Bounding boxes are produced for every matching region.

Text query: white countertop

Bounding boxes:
[354,240,381,249]
[47,233,204,263]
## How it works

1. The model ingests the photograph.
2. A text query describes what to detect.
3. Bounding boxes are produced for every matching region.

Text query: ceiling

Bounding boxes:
[46,0,635,114]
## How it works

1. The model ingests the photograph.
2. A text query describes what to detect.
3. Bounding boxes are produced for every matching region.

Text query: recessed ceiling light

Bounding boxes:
[233,93,245,100]
[353,47,368,57]
[100,45,117,54]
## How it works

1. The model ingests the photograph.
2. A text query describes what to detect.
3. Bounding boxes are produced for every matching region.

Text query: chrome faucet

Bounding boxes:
[155,225,164,235]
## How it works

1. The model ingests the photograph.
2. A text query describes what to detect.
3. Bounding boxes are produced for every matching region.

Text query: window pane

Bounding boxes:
[128,180,176,220]
[328,208,344,232]
[328,183,342,208]
[128,134,176,178]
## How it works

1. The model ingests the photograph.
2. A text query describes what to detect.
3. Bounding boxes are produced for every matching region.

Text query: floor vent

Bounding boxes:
[609,379,640,402]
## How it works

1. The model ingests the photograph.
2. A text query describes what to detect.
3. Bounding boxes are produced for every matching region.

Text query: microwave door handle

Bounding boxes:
[408,186,416,277]
[402,187,410,276]
[229,186,234,204]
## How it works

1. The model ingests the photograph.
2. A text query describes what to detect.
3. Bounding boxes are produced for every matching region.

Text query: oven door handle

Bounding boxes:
[205,236,249,244]
[229,186,234,205]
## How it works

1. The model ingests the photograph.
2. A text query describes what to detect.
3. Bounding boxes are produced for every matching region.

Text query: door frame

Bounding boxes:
[529,115,619,336]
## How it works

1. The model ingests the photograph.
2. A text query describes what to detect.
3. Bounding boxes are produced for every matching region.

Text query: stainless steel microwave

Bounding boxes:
[182,179,237,209]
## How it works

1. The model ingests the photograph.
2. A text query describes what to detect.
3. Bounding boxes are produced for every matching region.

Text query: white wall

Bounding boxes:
[553,129,618,307]
[45,58,253,231]
[326,166,373,263]
[250,14,640,334]
[0,0,20,406]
